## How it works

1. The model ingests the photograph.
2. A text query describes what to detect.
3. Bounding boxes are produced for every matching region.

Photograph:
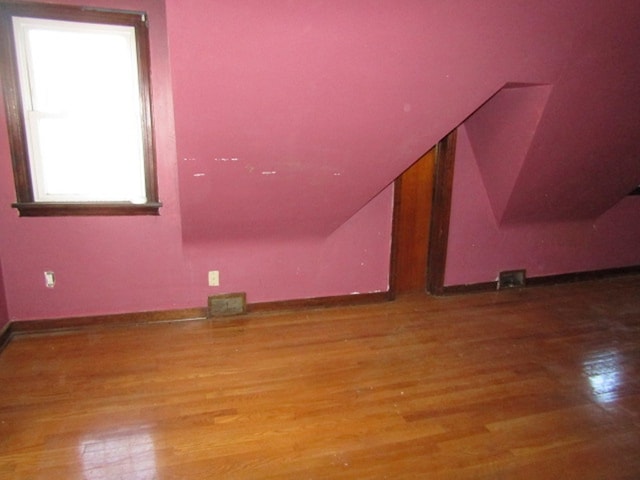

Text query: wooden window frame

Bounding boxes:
[0,1,161,216]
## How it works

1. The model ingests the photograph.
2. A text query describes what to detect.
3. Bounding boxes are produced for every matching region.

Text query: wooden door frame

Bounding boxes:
[389,129,457,297]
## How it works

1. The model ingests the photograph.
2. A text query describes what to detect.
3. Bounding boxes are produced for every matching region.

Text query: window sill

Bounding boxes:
[12,202,162,217]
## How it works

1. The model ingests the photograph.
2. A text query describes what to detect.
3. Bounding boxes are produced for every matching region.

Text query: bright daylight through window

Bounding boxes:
[0,2,160,216]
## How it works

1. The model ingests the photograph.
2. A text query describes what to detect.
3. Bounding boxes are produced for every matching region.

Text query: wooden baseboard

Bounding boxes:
[250,291,392,313]
[441,265,640,295]
[0,323,11,352]
[9,307,209,336]
[441,281,496,295]
[526,265,640,287]
[0,291,392,353]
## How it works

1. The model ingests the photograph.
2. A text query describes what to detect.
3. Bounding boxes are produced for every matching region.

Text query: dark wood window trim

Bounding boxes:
[0,2,161,216]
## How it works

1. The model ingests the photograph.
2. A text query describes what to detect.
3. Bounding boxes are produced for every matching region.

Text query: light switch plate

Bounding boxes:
[208,270,220,287]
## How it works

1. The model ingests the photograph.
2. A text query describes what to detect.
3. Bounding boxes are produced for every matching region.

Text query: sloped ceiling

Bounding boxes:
[165,0,640,240]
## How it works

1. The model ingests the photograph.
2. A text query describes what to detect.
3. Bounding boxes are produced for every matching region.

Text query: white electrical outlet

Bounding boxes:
[208,270,220,287]
[44,271,55,288]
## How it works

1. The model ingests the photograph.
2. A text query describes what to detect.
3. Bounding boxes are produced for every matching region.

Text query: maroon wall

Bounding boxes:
[446,127,640,286]
[0,0,638,322]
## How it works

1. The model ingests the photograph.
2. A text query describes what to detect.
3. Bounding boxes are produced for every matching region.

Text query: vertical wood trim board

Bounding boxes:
[426,129,458,295]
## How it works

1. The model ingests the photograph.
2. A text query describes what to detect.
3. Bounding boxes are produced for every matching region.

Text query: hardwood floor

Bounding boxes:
[1,276,639,479]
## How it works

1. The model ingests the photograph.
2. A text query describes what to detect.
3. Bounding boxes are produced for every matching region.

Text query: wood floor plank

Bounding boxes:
[1,276,639,478]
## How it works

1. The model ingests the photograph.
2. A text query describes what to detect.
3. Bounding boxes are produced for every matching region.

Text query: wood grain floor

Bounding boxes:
[1,276,639,479]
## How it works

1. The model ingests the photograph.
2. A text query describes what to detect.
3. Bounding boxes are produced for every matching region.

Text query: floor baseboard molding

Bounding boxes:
[441,281,496,295]
[526,265,640,287]
[441,265,640,295]
[249,291,392,313]
[0,323,11,352]
[9,307,209,336]
[0,291,392,353]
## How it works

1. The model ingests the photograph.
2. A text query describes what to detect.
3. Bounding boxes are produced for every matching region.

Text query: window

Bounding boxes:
[0,2,160,216]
